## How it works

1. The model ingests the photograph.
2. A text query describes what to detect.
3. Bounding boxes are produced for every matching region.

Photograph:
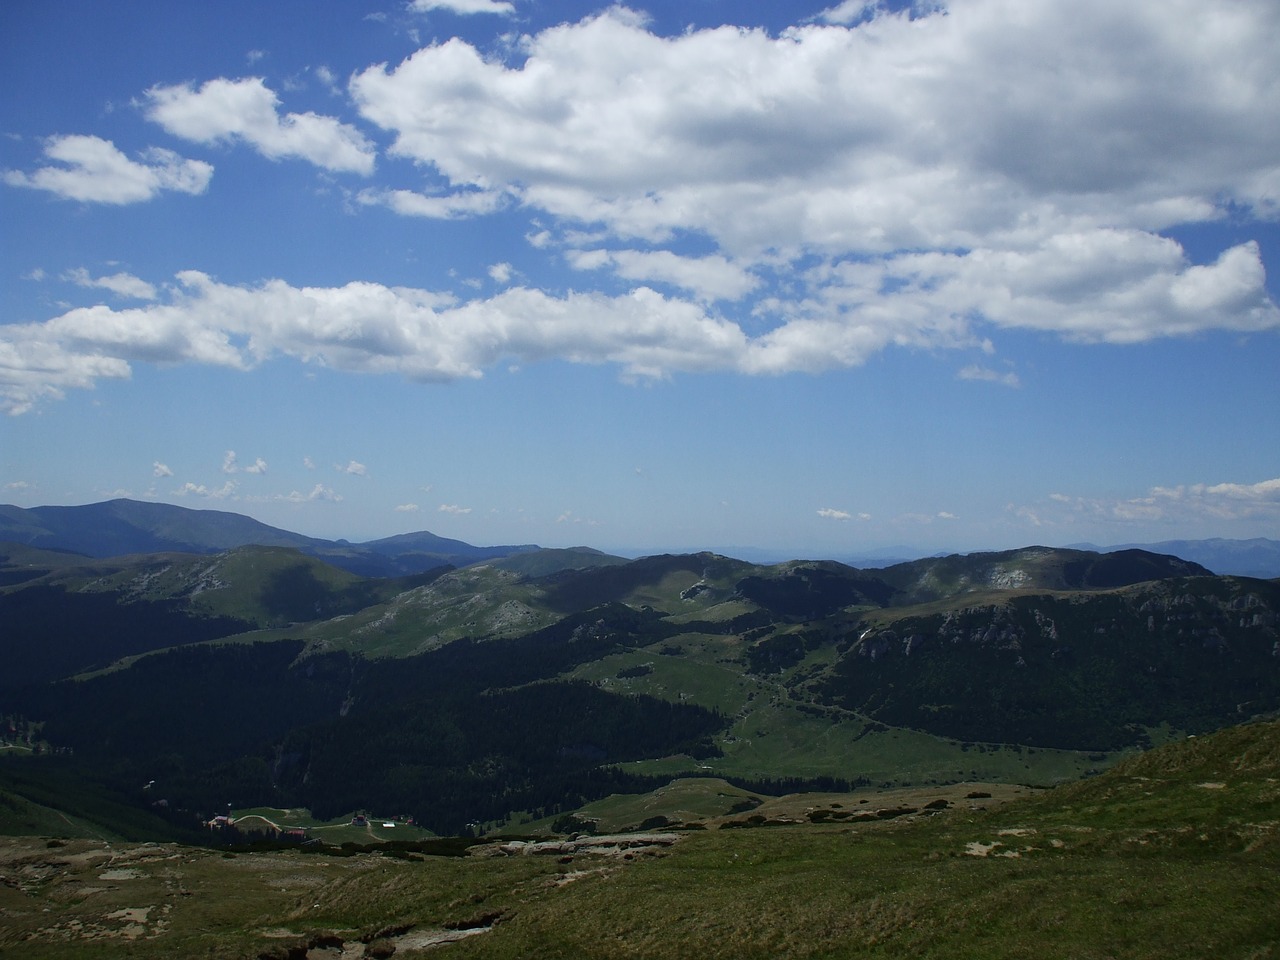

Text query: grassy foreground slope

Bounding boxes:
[2,718,1277,959]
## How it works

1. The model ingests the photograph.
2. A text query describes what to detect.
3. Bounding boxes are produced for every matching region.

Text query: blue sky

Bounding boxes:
[2,0,1279,558]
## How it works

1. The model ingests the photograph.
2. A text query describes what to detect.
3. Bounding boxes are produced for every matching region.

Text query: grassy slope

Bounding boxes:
[2,718,1277,959]
[569,625,1105,789]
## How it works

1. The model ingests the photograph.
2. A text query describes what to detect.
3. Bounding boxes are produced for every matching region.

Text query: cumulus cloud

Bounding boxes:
[3,249,1275,414]
[395,503,420,512]
[356,186,505,218]
[6,3,1280,414]
[338,460,368,476]
[815,1,880,26]
[145,77,376,174]
[222,450,268,474]
[152,461,173,477]
[0,337,131,415]
[3,134,212,204]
[439,503,471,514]
[279,484,342,503]
[351,2,1280,252]
[568,249,760,302]
[175,480,237,499]
[293,0,1280,395]
[817,507,853,521]
[65,268,158,301]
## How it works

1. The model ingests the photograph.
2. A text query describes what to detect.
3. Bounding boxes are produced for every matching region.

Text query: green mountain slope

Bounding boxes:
[0,545,447,683]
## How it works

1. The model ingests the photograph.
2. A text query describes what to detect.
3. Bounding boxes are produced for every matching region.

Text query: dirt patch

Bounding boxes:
[964,840,1021,858]
[395,926,494,950]
[103,906,152,940]
[98,868,143,881]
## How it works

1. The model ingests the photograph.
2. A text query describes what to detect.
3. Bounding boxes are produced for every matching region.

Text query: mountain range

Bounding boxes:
[2,498,1279,840]
[5,497,1280,576]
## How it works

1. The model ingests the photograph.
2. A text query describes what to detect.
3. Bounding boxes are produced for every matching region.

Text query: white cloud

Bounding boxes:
[279,484,342,503]
[352,3,1280,251]
[221,450,268,474]
[4,250,1275,415]
[409,0,516,15]
[3,134,212,204]
[145,77,376,175]
[957,364,1020,388]
[439,503,471,514]
[395,503,420,512]
[488,262,513,284]
[0,335,131,415]
[341,1,1280,367]
[189,2,1257,419]
[817,507,853,521]
[339,460,368,476]
[815,1,879,26]
[314,66,341,96]
[1034,476,1280,529]
[175,480,237,499]
[152,461,173,477]
[357,187,505,218]
[303,457,316,470]
[65,268,158,301]
[568,249,760,302]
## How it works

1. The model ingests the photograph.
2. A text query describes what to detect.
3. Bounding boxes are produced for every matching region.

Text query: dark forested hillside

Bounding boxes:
[7,627,721,834]
[817,576,1280,750]
[1,584,252,685]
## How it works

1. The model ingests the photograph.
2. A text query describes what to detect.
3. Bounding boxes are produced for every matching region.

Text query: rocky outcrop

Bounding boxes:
[468,833,680,859]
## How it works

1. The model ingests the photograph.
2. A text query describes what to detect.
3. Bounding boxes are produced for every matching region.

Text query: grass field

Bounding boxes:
[3,718,1278,959]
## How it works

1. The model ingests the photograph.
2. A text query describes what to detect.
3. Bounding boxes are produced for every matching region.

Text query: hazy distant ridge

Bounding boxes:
[1070,537,1280,579]
[2,498,1278,577]
[0,499,539,576]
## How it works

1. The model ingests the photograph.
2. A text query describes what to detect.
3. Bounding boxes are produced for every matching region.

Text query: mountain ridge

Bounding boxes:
[4,497,1276,576]
[0,498,541,576]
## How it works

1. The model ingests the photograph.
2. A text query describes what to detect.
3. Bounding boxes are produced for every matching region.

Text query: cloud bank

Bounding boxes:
[4,0,1279,413]
[2,242,1276,415]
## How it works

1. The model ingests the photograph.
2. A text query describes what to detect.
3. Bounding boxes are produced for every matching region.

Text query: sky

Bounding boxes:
[2,0,1279,559]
